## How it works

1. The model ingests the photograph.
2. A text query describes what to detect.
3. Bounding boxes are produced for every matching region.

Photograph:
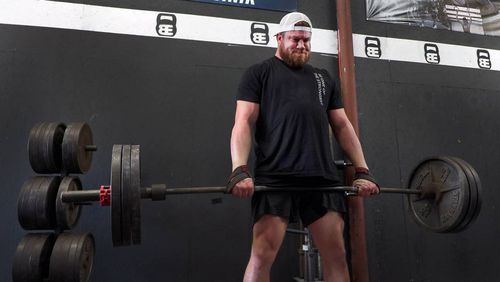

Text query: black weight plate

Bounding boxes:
[62,127,75,173]
[12,233,56,282]
[48,233,71,281]
[28,122,66,173]
[18,176,60,230]
[49,233,95,282]
[407,157,470,233]
[452,158,482,232]
[28,123,43,173]
[443,157,475,233]
[62,123,94,174]
[121,145,132,246]
[111,145,123,247]
[467,161,482,227]
[56,177,83,230]
[74,233,95,282]
[43,123,66,173]
[130,145,142,245]
[18,177,42,229]
[35,176,61,229]
[448,157,475,233]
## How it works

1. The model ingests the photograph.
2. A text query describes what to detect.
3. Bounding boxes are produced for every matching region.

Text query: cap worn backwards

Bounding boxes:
[275,12,312,35]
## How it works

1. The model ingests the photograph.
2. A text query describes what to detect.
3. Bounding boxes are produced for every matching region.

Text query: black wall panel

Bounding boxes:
[0,1,338,281]
[352,2,500,281]
[7,1,497,281]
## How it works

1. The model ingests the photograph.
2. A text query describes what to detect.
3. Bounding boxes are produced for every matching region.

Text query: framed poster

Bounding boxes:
[366,0,500,36]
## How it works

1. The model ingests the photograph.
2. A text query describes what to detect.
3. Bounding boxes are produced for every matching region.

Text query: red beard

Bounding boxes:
[279,45,310,68]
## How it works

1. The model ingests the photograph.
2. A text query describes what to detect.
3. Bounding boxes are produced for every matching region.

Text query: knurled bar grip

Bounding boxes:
[155,186,420,194]
[61,185,420,204]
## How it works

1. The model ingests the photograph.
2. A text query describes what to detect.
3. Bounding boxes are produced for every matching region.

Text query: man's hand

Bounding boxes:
[353,167,380,197]
[226,165,254,198]
[353,178,379,197]
[232,178,255,198]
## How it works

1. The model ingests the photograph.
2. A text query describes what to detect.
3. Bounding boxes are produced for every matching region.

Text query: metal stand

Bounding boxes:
[288,228,323,282]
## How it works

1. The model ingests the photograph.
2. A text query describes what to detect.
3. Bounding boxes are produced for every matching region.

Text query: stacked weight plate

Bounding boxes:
[12,232,95,282]
[13,122,97,282]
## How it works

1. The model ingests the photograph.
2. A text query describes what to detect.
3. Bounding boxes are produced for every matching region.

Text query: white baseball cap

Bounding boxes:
[275,12,313,35]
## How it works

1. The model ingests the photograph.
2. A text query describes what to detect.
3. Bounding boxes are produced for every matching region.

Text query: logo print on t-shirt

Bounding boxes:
[314,73,326,106]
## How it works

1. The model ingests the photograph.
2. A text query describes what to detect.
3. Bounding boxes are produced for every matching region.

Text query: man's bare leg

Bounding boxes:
[308,211,349,282]
[243,215,288,282]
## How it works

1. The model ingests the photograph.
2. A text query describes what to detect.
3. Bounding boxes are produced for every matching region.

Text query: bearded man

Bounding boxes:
[228,12,379,282]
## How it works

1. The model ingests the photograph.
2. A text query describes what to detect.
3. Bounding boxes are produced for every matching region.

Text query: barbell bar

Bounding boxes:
[61,185,422,204]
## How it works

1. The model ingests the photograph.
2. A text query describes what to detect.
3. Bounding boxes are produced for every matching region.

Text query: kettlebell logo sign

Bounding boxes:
[477,49,491,69]
[365,37,381,58]
[156,13,177,37]
[424,44,440,64]
[251,23,269,45]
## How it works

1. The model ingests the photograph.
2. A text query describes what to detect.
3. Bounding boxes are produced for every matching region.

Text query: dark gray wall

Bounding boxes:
[0,1,337,281]
[4,1,497,281]
[351,2,500,282]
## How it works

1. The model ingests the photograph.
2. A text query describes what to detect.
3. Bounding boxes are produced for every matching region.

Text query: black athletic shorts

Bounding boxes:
[251,190,347,227]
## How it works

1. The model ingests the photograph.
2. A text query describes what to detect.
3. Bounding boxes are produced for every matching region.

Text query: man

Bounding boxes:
[228,12,379,282]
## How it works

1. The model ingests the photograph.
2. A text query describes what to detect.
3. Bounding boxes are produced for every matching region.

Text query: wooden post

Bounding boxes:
[336,1,370,281]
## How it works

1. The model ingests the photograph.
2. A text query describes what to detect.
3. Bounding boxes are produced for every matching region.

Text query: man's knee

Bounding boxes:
[250,215,288,267]
[250,240,281,267]
[309,212,347,259]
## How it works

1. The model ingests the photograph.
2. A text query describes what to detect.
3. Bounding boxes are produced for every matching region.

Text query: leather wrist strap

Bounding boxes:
[353,167,380,192]
[226,165,253,193]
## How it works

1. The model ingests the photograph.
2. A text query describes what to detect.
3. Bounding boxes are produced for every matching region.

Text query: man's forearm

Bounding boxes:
[230,122,253,170]
[335,123,368,169]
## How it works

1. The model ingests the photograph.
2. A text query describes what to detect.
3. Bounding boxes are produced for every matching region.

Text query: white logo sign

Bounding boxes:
[156,14,177,37]
[477,49,492,69]
[365,37,381,58]
[424,44,440,64]
[250,23,269,45]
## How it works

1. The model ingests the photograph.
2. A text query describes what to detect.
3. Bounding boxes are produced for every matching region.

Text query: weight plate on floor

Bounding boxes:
[12,233,56,282]
[18,176,61,230]
[49,232,95,282]
[111,144,123,246]
[130,145,142,245]
[121,145,132,246]
[407,156,470,233]
[28,122,66,174]
[56,177,83,230]
[62,123,94,174]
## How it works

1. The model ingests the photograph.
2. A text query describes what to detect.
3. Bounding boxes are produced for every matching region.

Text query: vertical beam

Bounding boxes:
[336,1,370,282]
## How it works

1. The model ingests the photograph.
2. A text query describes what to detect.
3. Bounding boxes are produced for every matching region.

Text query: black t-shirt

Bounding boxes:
[237,56,343,187]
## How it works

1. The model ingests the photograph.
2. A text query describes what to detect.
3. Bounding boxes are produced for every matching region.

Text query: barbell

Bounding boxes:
[55,144,481,247]
[17,123,483,246]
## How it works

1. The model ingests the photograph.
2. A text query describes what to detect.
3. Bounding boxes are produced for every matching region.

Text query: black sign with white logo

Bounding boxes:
[250,23,269,45]
[477,49,492,69]
[424,43,440,64]
[156,13,177,37]
[365,37,381,58]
